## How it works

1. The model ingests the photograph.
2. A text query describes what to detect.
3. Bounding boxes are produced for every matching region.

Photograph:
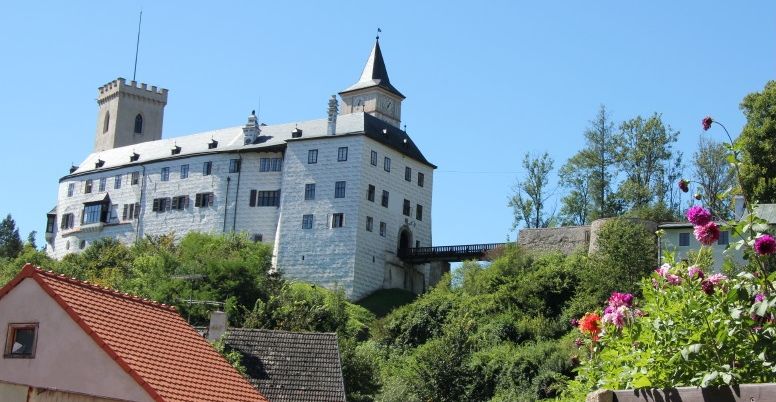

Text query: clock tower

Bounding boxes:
[339,39,404,128]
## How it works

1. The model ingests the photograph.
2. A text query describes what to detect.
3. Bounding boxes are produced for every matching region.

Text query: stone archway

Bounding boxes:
[397,225,413,257]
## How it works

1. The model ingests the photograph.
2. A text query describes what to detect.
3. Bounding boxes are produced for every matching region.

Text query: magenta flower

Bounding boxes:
[678,179,689,193]
[707,273,727,285]
[608,292,634,308]
[754,234,776,256]
[702,116,713,131]
[701,280,714,295]
[666,274,682,285]
[694,221,721,246]
[656,263,671,277]
[603,305,629,329]
[755,293,766,303]
[687,205,712,226]
[687,265,705,280]
[574,337,583,347]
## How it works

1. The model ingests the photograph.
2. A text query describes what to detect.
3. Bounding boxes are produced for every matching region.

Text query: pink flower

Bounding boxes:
[702,116,713,131]
[687,265,705,280]
[574,338,584,347]
[707,273,727,285]
[694,221,721,246]
[701,280,714,295]
[687,205,713,226]
[608,292,634,308]
[634,309,645,318]
[678,179,689,193]
[755,293,766,303]
[666,274,682,285]
[603,305,631,329]
[754,234,776,256]
[656,263,671,277]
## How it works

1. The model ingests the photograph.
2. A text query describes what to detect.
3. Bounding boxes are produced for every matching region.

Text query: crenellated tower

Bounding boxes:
[94,78,168,152]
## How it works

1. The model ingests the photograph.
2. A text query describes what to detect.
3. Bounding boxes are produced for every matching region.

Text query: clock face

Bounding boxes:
[382,98,393,112]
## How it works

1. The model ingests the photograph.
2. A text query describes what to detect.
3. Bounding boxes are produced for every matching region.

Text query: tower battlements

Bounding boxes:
[98,77,168,105]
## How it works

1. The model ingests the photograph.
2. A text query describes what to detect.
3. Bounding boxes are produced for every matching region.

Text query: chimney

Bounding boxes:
[327,95,338,135]
[734,195,746,219]
[207,310,228,341]
[243,110,260,145]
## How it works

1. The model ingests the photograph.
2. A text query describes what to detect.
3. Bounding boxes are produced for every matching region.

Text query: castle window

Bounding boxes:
[171,195,189,210]
[338,147,348,162]
[60,213,75,230]
[203,161,212,176]
[260,158,282,172]
[180,164,189,179]
[229,159,241,173]
[195,192,215,207]
[130,153,140,162]
[249,190,257,207]
[366,216,373,232]
[152,197,171,212]
[418,172,425,187]
[331,213,344,228]
[384,157,391,172]
[4,323,38,358]
[302,214,313,229]
[679,232,690,247]
[131,171,140,185]
[99,177,107,192]
[403,199,411,216]
[114,174,122,189]
[82,201,108,225]
[370,150,377,166]
[161,167,170,182]
[208,139,219,149]
[416,204,423,221]
[367,185,375,202]
[84,180,93,194]
[379,222,386,237]
[381,190,389,207]
[67,183,75,197]
[405,167,412,182]
[256,190,281,207]
[103,112,110,133]
[171,145,181,155]
[134,114,143,134]
[46,215,56,233]
[308,149,318,164]
[305,184,316,200]
[122,203,140,220]
[335,181,346,198]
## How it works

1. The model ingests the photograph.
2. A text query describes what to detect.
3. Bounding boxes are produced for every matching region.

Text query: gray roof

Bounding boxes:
[754,204,776,223]
[225,328,346,402]
[64,112,433,179]
[339,39,405,99]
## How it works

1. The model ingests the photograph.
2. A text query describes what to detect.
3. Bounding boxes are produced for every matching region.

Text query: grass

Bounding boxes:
[356,288,417,318]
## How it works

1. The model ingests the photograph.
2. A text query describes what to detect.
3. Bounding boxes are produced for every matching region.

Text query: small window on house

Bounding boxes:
[80,240,86,249]
[134,114,143,134]
[131,171,140,185]
[403,199,411,216]
[379,222,386,237]
[122,203,140,220]
[229,159,241,173]
[335,181,346,198]
[67,183,75,197]
[103,111,110,133]
[84,180,93,194]
[366,216,373,232]
[98,178,107,192]
[161,167,170,182]
[114,174,122,189]
[405,167,412,182]
[416,204,423,221]
[152,198,171,213]
[203,161,212,176]
[180,164,189,179]
[208,139,219,149]
[130,153,140,162]
[95,159,105,168]
[679,232,690,247]
[718,231,730,246]
[171,145,181,155]
[195,192,215,207]
[256,190,281,207]
[46,215,56,233]
[302,214,314,229]
[370,150,377,166]
[171,195,189,210]
[5,323,38,358]
[331,213,344,228]
[384,157,391,172]
[308,149,318,164]
[416,240,420,248]
[418,172,425,187]
[260,158,283,172]
[367,185,375,202]
[305,184,316,200]
[338,147,348,162]
[60,213,75,230]
[381,190,389,207]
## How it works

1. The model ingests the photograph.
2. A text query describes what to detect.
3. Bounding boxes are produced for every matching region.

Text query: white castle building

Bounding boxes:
[44,40,443,300]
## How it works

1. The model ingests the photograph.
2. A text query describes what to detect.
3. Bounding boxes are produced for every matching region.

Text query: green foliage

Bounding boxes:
[212,336,247,375]
[0,214,23,259]
[509,152,555,228]
[356,288,417,318]
[739,80,776,203]
[693,137,735,219]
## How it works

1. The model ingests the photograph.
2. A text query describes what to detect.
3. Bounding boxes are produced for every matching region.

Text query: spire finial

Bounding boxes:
[376,27,381,41]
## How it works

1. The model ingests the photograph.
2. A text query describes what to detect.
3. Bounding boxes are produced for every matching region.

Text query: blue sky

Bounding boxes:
[1,1,774,248]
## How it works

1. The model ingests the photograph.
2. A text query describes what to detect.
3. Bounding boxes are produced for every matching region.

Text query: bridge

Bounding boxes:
[398,243,507,263]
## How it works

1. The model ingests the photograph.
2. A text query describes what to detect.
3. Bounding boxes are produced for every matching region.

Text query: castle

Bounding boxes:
[44,40,442,300]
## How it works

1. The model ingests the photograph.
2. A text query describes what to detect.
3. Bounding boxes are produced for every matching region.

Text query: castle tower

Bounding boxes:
[339,39,404,127]
[94,78,168,152]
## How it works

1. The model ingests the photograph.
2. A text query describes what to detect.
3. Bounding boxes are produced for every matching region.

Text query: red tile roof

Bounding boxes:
[0,264,267,402]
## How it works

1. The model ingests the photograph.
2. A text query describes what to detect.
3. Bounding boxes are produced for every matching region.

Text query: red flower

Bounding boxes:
[578,312,602,341]
[754,234,776,256]
[678,179,689,193]
[702,116,713,131]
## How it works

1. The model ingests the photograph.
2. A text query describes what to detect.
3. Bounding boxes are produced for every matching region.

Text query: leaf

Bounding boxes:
[701,371,719,387]
[756,301,768,317]
[731,308,742,319]
[753,223,770,232]
[722,372,732,384]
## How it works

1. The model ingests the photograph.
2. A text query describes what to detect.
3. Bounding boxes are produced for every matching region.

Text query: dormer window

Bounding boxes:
[134,114,143,134]
[208,139,218,149]
[95,159,105,168]
[171,145,181,155]
[130,153,140,162]
[4,323,38,358]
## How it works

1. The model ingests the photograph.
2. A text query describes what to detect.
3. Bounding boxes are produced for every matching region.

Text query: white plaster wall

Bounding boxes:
[660,227,745,272]
[0,279,153,402]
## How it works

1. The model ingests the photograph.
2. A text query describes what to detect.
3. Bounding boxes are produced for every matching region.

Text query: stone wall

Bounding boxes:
[517,226,590,255]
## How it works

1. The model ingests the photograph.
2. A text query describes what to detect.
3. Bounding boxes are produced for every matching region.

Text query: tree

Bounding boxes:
[0,214,23,259]
[739,80,776,203]
[26,231,37,250]
[693,137,735,219]
[509,152,555,229]
[616,113,681,212]
[558,153,592,225]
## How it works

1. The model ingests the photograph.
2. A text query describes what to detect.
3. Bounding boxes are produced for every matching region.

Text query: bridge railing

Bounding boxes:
[399,243,506,261]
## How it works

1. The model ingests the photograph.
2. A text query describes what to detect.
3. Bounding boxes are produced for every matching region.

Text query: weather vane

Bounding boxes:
[376,27,381,41]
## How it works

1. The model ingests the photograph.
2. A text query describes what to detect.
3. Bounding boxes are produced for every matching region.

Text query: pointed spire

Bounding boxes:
[340,39,405,99]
